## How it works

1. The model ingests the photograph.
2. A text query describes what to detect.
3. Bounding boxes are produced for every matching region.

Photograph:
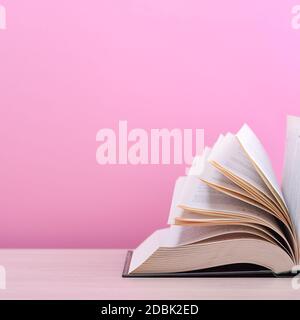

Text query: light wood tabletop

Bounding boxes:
[0,249,299,300]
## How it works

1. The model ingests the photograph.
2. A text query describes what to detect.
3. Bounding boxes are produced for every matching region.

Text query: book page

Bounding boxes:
[179,175,266,216]
[159,225,270,247]
[176,176,284,234]
[167,224,288,252]
[282,115,300,236]
[190,134,275,213]
[167,172,289,254]
[130,236,293,274]
[167,176,188,224]
[237,124,286,210]
[187,135,255,210]
[199,135,246,193]
[208,132,275,200]
[188,134,223,177]
[129,224,292,274]
[188,147,211,176]
[168,144,214,224]
[199,139,267,205]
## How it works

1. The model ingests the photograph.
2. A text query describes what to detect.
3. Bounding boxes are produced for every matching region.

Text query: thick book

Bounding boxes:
[122,251,294,277]
[124,115,300,277]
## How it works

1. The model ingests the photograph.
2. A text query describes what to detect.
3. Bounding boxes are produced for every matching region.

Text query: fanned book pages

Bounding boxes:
[123,116,300,277]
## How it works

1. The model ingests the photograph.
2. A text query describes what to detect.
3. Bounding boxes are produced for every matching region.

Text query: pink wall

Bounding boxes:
[0,0,300,247]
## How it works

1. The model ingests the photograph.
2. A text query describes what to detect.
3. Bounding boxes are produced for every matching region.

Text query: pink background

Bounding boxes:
[0,1,300,247]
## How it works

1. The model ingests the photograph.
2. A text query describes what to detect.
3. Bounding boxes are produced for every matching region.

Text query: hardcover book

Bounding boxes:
[123,115,300,277]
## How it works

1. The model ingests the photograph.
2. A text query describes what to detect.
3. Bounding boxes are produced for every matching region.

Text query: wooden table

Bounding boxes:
[0,249,299,300]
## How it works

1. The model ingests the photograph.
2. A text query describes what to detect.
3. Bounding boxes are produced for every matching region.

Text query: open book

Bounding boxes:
[123,115,300,277]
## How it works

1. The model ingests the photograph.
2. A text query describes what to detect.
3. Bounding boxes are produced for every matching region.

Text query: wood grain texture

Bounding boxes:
[0,249,299,300]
